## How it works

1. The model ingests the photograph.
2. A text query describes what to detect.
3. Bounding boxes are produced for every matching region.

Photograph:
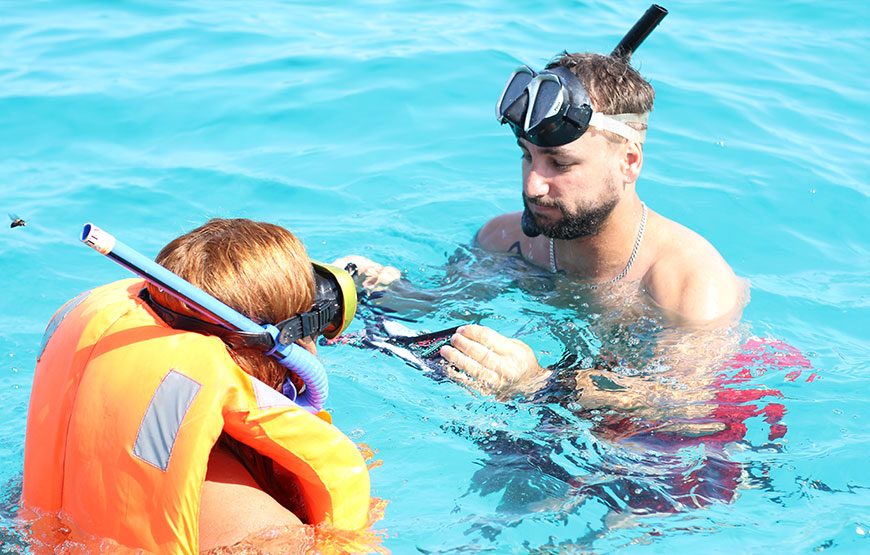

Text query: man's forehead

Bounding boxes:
[517,137,585,155]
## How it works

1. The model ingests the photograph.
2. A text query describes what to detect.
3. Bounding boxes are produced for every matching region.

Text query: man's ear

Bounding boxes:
[621,141,643,184]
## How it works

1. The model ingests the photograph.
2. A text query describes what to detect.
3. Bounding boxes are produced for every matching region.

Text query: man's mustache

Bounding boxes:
[523,195,562,210]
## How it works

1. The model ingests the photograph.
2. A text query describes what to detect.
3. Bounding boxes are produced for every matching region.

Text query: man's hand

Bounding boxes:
[331,255,402,293]
[439,325,551,399]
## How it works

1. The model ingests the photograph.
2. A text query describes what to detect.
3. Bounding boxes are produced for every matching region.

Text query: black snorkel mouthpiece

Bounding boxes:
[611,4,668,61]
[521,208,542,238]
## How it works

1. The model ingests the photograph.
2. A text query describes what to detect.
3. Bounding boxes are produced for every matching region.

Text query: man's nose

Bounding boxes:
[524,165,550,198]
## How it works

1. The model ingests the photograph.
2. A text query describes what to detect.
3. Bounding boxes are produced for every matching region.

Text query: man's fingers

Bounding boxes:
[457,325,514,355]
[450,333,496,367]
[440,345,500,389]
[378,266,402,284]
[439,344,484,376]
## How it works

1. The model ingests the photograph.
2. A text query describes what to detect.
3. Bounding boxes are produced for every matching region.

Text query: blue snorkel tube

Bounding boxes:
[80,223,329,412]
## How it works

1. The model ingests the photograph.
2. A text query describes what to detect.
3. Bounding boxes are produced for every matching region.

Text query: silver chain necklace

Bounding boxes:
[549,203,648,288]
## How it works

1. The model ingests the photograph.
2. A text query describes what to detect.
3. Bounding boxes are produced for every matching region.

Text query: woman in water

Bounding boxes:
[22,218,371,553]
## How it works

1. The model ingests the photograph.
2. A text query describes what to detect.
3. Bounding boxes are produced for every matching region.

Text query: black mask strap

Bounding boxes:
[139,288,274,350]
[275,299,339,345]
[140,287,340,351]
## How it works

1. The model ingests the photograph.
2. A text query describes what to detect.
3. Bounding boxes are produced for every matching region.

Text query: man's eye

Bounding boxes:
[553,160,574,170]
[520,151,531,161]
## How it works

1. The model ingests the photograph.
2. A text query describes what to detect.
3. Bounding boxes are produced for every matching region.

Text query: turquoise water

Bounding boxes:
[1,0,868,552]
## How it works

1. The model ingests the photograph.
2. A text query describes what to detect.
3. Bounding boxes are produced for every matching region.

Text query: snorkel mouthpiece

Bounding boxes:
[521,208,542,238]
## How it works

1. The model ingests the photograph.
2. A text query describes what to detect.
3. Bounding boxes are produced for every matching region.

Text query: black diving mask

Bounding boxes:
[496,65,648,147]
[495,4,666,148]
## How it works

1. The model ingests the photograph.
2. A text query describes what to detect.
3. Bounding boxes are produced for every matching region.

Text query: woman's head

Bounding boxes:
[147,218,316,388]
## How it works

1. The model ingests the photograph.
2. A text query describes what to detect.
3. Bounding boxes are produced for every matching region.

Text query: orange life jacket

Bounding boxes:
[22,279,371,554]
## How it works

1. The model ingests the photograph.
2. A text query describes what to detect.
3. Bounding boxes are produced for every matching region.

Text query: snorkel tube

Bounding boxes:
[611,4,668,61]
[80,223,329,412]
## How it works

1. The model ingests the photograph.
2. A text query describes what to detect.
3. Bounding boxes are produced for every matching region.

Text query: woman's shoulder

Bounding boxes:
[199,446,303,552]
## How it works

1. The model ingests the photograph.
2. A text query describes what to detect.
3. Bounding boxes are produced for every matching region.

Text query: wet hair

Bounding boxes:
[547,52,654,114]
[547,52,654,142]
[147,218,315,390]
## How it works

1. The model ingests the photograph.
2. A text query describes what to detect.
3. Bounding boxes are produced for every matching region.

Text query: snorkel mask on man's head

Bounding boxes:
[495,4,667,148]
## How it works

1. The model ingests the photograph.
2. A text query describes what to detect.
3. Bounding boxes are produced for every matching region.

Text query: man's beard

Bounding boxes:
[521,190,619,240]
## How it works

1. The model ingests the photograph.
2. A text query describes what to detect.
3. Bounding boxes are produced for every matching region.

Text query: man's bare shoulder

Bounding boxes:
[643,212,746,325]
[475,212,549,267]
[476,212,525,252]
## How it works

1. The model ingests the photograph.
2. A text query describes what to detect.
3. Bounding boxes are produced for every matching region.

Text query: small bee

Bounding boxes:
[9,213,26,228]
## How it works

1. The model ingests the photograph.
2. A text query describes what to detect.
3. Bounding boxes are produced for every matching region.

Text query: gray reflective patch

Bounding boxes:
[251,376,293,409]
[38,290,91,361]
[133,370,201,471]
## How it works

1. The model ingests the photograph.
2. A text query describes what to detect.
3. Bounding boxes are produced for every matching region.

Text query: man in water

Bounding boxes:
[338,52,744,399]
[334,22,789,518]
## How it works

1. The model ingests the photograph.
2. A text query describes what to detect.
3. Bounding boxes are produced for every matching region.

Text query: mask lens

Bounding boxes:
[311,261,357,339]
[496,67,534,123]
[527,77,564,131]
[502,90,529,131]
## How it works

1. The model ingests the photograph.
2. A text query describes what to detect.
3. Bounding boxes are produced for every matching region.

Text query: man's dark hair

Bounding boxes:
[547,52,654,120]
